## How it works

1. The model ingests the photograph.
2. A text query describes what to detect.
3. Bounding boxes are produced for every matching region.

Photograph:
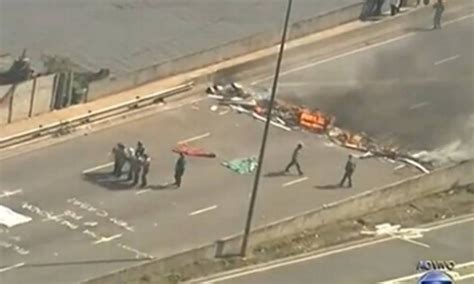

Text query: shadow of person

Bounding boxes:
[82,171,135,190]
[314,184,342,190]
[149,183,176,190]
[264,170,287,178]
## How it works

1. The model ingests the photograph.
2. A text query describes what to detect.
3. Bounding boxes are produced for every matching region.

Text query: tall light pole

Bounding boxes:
[240,0,293,257]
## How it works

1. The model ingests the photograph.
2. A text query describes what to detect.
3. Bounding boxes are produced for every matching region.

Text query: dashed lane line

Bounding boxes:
[282,177,308,188]
[82,162,114,174]
[189,205,218,216]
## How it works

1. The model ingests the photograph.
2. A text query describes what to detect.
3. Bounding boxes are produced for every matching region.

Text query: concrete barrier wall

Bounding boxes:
[10,79,34,122]
[83,243,217,284]
[32,75,55,116]
[82,159,474,284]
[0,75,56,125]
[0,85,13,124]
[87,2,364,100]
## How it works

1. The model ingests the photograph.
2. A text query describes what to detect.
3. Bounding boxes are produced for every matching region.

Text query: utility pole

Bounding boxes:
[240,0,293,257]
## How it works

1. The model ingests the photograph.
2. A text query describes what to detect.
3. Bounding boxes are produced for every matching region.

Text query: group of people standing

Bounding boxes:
[111,142,186,188]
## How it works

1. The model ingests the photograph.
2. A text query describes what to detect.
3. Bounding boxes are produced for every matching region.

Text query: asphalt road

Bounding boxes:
[0,0,360,75]
[0,13,472,284]
[254,14,474,161]
[207,216,474,284]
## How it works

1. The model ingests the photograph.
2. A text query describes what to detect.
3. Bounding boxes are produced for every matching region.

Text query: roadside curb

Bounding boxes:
[187,213,474,283]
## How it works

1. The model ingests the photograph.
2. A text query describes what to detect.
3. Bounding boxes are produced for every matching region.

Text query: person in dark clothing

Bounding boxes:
[339,155,356,188]
[284,143,304,176]
[112,143,126,177]
[174,153,186,188]
[135,141,145,158]
[433,0,445,29]
[140,154,151,188]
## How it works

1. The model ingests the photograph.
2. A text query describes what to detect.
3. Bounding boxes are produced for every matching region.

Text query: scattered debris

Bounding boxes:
[206,82,435,173]
[172,144,216,158]
[222,157,258,174]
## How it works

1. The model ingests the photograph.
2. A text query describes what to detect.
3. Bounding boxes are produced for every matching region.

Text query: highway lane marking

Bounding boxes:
[82,162,114,174]
[409,101,430,110]
[251,33,416,85]
[0,262,25,273]
[93,233,122,244]
[195,215,474,283]
[136,189,151,195]
[251,13,474,86]
[282,177,308,188]
[189,205,218,216]
[178,132,211,144]
[0,188,23,199]
[434,54,460,66]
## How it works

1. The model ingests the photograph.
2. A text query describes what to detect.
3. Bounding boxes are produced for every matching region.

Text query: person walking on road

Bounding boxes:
[339,155,356,188]
[285,143,304,176]
[140,154,151,188]
[174,153,186,188]
[112,143,126,177]
[433,0,445,29]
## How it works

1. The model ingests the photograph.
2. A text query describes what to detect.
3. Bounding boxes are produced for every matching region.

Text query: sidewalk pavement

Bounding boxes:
[0,5,420,140]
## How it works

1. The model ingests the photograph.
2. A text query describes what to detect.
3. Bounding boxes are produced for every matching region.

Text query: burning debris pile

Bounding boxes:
[207,83,433,174]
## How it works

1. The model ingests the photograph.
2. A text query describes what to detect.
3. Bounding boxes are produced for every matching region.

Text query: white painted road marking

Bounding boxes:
[194,215,474,283]
[409,101,430,110]
[251,14,474,86]
[136,189,151,195]
[82,162,114,174]
[434,54,460,66]
[93,233,122,244]
[0,189,23,199]
[0,262,25,273]
[282,177,308,188]
[0,205,32,228]
[189,205,218,216]
[178,132,210,144]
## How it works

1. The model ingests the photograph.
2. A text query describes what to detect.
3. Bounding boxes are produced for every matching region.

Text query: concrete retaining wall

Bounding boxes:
[0,75,56,125]
[82,159,474,284]
[32,75,55,116]
[0,85,13,124]
[10,79,34,122]
[87,2,364,100]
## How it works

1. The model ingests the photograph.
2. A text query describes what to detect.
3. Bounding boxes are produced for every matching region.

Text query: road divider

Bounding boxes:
[0,82,194,150]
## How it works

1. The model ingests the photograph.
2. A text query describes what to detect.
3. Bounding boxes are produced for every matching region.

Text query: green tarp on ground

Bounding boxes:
[222,156,258,174]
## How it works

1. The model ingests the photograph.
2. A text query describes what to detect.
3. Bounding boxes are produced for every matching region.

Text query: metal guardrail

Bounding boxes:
[0,82,194,149]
